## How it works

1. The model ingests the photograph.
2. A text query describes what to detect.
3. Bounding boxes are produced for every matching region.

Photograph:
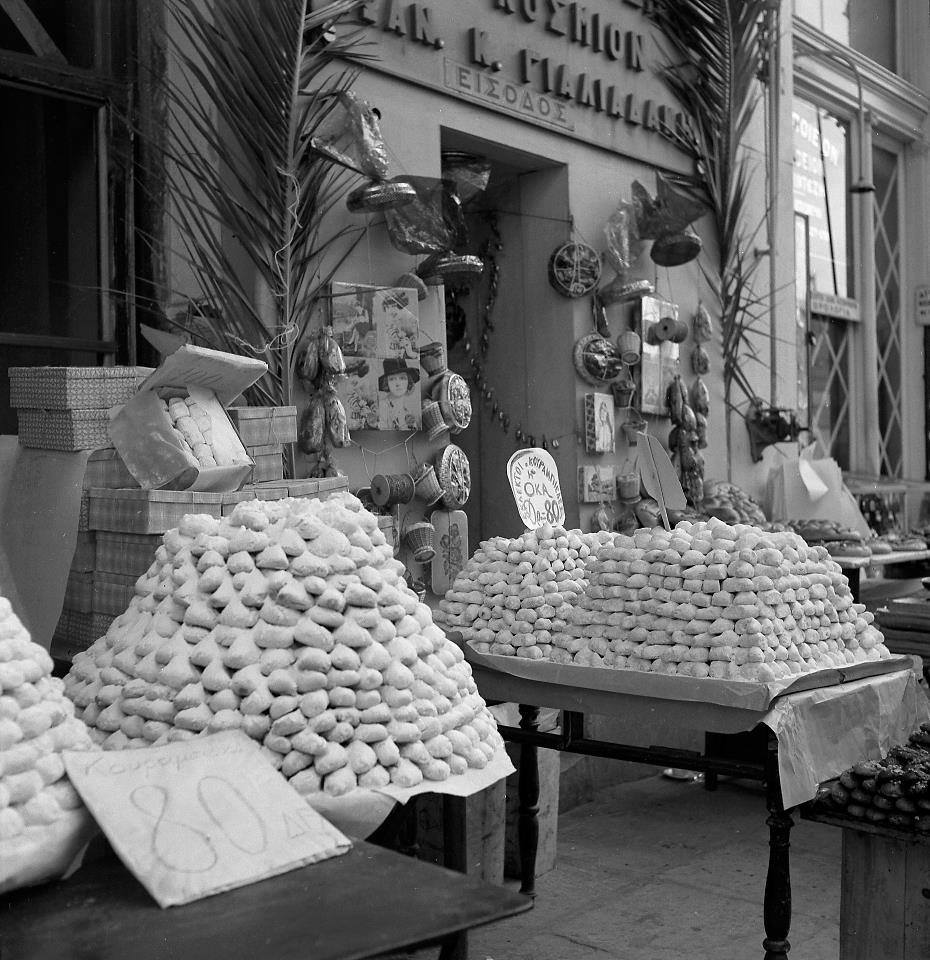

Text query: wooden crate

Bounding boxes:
[93,572,140,617]
[88,488,226,534]
[228,405,298,445]
[95,532,162,576]
[84,448,139,489]
[245,444,284,483]
[806,811,930,959]
[71,531,96,572]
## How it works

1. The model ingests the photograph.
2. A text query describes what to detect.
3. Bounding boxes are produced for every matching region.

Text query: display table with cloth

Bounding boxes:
[835,550,930,602]
[0,838,531,960]
[462,645,927,960]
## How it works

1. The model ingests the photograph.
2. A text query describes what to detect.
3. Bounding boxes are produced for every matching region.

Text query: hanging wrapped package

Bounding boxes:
[309,91,390,180]
[600,199,654,304]
[384,177,467,255]
[440,152,491,205]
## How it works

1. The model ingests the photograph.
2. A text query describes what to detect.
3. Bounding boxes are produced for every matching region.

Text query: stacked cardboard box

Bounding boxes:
[51,447,142,661]
[10,366,151,450]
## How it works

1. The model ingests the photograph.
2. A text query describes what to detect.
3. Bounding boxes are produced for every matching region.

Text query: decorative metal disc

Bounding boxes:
[572,333,623,385]
[417,254,485,283]
[437,443,471,508]
[548,241,601,298]
[346,179,417,213]
[432,371,472,432]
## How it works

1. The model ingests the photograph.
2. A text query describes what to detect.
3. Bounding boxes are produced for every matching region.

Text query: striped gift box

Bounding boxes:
[84,447,139,489]
[17,408,112,451]
[71,531,96,572]
[9,365,150,410]
[88,488,226,534]
[93,571,140,617]
[78,491,90,532]
[228,406,298,445]
[95,531,162,576]
[64,571,94,613]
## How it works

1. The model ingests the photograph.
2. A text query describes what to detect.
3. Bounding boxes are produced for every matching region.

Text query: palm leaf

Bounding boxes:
[650,0,773,461]
[149,0,369,409]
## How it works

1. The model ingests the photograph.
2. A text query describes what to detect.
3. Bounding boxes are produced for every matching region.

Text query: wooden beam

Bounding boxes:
[0,0,68,64]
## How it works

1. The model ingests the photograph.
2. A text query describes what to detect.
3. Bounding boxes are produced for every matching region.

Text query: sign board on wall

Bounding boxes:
[792,98,850,299]
[916,284,930,325]
[337,0,691,167]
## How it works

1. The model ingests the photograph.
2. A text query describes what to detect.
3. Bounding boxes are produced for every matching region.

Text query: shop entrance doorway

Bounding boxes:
[440,132,570,548]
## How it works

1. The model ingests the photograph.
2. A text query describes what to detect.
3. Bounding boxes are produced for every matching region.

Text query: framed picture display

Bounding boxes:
[584,392,615,454]
[578,464,617,503]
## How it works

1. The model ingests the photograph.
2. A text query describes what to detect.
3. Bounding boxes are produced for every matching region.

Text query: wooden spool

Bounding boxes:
[370,473,415,507]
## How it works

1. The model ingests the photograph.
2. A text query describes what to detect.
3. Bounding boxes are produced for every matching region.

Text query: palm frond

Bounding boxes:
[650,0,774,461]
[152,0,369,407]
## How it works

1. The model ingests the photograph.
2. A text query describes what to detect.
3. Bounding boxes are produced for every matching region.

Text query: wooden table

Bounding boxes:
[835,549,930,602]
[469,657,921,960]
[0,839,532,960]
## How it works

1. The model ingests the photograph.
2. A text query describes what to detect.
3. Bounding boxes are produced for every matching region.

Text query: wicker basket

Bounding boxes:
[8,365,150,410]
[413,463,444,505]
[404,520,436,563]
[421,400,450,443]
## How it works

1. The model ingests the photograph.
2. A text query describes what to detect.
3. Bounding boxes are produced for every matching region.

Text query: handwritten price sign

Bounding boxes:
[64,730,350,907]
[506,448,565,530]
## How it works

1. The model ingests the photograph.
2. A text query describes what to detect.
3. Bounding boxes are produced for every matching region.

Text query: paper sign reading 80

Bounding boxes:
[506,448,565,530]
[64,730,350,907]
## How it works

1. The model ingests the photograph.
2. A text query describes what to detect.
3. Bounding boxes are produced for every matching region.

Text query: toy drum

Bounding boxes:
[413,463,444,504]
[370,473,415,507]
[404,520,436,563]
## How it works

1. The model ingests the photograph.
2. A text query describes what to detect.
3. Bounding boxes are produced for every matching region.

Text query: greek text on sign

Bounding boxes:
[507,448,565,529]
[64,730,351,908]
[444,58,574,130]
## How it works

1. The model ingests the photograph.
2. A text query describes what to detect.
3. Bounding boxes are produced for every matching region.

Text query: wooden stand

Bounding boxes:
[803,811,930,959]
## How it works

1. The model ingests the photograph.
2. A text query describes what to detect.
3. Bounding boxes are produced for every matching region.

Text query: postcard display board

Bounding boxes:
[331,282,443,433]
[326,282,472,595]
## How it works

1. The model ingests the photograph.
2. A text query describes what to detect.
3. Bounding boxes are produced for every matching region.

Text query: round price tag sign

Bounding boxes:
[506,448,565,530]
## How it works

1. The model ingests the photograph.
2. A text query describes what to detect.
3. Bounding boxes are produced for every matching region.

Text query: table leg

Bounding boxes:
[762,733,794,960]
[437,931,467,960]
[517,703,540,897]
[398,795,420,860]
[848,566,861,603]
